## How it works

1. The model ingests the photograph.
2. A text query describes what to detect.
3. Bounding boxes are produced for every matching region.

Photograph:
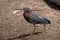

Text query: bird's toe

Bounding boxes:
[40,31,47,36]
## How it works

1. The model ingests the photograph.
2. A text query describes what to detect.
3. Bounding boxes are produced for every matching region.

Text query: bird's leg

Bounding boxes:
[44,24,47,34]
[41,24,47,35]
[30,24,36,37]
[32,24,36,33]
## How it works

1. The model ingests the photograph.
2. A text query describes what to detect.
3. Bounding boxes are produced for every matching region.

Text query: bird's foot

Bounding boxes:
[40,31,47,36]
[40,31,52,37]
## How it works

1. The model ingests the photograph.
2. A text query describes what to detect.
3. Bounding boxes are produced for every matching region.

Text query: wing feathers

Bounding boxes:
[30,13,51,24]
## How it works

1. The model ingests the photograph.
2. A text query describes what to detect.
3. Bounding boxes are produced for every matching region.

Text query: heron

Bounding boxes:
[15,7,51,36]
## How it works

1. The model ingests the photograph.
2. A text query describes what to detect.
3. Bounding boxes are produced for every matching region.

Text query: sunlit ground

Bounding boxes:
[0,0,60,40]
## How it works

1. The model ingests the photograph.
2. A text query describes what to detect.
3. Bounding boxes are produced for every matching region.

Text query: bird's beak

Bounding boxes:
[13,8,41,14]
[14,8,41,11]
[31,9,41,11]
[14,9,23,10]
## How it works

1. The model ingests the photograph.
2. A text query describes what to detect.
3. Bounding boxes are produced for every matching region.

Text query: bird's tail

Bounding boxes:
[47,19,51,24]
[45,18,51,24]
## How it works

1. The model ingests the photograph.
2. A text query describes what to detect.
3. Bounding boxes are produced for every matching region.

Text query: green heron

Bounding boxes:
[15,7,51,36]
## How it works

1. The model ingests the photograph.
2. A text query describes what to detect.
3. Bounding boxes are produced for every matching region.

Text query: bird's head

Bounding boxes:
[23,7,32,16]
[23,7,31,11]
[22,7,32,14]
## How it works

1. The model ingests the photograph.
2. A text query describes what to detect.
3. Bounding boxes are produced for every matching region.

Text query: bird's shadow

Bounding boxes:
[44,0,60,10]
[7,32,41,40]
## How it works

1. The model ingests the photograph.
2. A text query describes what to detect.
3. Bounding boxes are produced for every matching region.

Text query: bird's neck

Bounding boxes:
[23,10,32,16]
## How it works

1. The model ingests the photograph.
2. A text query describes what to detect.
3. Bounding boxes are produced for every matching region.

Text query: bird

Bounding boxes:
[15,7,51,36]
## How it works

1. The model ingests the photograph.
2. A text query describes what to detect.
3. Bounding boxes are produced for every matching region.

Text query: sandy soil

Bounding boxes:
[0,0,60,40]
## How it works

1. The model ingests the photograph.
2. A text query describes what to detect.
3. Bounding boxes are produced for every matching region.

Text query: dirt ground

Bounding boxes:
[0,0,60,40]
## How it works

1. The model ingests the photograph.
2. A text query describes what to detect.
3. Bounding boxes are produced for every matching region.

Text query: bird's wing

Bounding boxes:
[30,13,48,24]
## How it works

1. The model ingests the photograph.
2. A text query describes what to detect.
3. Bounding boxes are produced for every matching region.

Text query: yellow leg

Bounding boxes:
[30,24,36,37]
[41,24,47,35]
